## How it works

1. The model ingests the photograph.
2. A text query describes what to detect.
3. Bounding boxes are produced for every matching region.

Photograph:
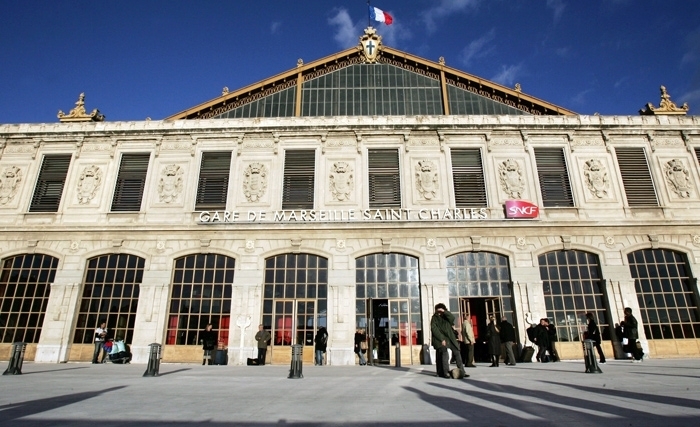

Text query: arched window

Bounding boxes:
[74,254,144,344]
[628,249,700,339]
[262,254,327,347]
[0,254,58,343]
[166,253,235,345]
[539,250,609,342]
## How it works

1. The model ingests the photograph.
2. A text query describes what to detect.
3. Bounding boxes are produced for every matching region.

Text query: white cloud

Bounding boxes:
[614,76,630,89]
[459,28,496,67]
[490,64,523,86]
[679,88,700,107]
[572,89,594,105]
[328,9,361,49]
[681,27,700,65]
[270,22,281,34]
[422,0,480,34]
[546,0,566,24]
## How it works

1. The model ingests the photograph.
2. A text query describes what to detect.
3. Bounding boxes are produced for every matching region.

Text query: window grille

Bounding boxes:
[111,153,150,212]
[29,154,72,212]
[368,149,401,208]
[615,147,658,207]
[451,149,487,207]
[534,148,574,207]
[195,152,232,210]
[282,150,315,210]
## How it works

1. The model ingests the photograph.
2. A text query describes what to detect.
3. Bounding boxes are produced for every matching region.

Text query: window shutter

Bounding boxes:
[368,149,401,208]
[451,148,487,207]
[615,147,658,207]
[29,154,72,212]
[534,148,574,207]
[111,153,150,212]
[282,150,315,209]
[195,152,232,210]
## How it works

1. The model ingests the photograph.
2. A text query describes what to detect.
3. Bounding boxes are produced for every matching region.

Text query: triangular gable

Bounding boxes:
[166,28,575,120]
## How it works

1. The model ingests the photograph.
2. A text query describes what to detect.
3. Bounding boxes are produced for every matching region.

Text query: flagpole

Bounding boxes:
[367,0,371,27]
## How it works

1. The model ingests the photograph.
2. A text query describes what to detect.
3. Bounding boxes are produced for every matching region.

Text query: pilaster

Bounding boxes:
[129,270,171,363]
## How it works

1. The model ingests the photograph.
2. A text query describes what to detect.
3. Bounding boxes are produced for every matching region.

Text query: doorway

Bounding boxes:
[459,297,502,363]
[366,298,414,365]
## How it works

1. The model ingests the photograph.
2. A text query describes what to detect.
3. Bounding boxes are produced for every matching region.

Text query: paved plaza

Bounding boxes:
[1,357,700,426]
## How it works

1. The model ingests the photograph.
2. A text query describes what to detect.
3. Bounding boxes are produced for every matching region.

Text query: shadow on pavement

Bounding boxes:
[156,368,192,376]
[21,367,89,375]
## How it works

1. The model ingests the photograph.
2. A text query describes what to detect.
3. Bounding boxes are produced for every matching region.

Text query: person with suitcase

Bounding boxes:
[431,303,467,379]
[255,324,272,365]
[200,323,217,366]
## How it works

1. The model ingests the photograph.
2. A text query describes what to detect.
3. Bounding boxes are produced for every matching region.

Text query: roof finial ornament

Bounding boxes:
[639,85,689,115]
[58,93,105,122]
[297,58,304,68]
[222,87,229,96]
[438,57,445,66]
[359,27,382,64]
[514,83,522,93]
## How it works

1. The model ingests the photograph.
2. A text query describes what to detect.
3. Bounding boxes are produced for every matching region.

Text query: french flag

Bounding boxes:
[369,6,393,25]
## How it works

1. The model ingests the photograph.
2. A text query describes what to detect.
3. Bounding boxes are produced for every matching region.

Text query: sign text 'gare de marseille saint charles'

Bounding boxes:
[197,201,539,224]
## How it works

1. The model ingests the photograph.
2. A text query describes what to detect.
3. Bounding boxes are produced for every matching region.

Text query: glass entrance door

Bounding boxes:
[459,297,503,362]
[271,299,316,364]
[388,299,413,365]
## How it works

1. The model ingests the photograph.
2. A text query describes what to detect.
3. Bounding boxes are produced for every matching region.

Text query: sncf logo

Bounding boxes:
[505,200,539,219]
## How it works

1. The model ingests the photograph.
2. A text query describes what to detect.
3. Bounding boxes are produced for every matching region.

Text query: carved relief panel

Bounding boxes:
[662,158,694,199]
[76,165,103,205]
[242,162,269,203]
[582,159,610,199]
[157,164,184,204]
[497,158,526,199]
[414,159,440,201]
[328,161,354,202]
[0,165,24,208]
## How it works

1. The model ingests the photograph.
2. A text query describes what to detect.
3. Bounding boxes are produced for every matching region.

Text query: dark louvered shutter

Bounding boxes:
[29,154,72,212]
[615,147,658,207]
[534,148,574,207]
[282,150,315,209]
[451,148,487,207]
[111,153,150,212]
[195,152,232,210]
[368,149,401,208]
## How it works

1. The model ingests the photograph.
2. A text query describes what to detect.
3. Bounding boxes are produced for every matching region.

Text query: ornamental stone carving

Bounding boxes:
[0,166,22,205]
[329,161,354,202]
[415,160,439,200]
[158,164,183,203]
[664,159,693,198]
[243,162,268,203]
[498,159,525,199]
[76,165,102,204]
[583,159,609,198]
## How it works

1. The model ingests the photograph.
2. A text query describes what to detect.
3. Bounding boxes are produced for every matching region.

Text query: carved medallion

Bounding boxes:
[665,159,693,198]
[243,162,268,203]
[0,166,22,205]
[583,159,609,199]
[498,159,525,199]
[329,161,354,202]
[158,164,183,203]
[415,160,439,200]
[359,27,382,63]
[76,165,102,204]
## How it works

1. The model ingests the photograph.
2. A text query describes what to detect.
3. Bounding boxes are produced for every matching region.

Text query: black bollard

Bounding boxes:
[394,344,401,368]
[143,343,162,377]
[583,339,602,374]
[3,342,27,375]
[288,344,303,379]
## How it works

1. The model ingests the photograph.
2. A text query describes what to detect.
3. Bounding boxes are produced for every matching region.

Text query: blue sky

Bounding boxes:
[1,1,699,123]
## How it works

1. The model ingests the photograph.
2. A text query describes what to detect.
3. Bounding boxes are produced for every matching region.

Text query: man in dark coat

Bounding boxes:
[533,318,550,362]
[544,318,559,362]
[431,303,467,378]
[486,315,501,367]
[585,312,606,364]
[254,324,271,365]
[499,316,517,366]
[624,307,644,362]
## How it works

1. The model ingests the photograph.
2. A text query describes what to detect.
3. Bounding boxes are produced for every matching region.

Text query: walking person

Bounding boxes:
[431,303,467,378]
[486,315,501,367]
[461,315,476,368]
[314,327,328,365]
[92,321,108,364]
[499,316,517,366]
[254,324,271,365]
[624,307,644,362]
[354,328,367,365]
[585,312,606,364]
[533,318,550,362]
[544,318,559,362]
[200,323,217,365]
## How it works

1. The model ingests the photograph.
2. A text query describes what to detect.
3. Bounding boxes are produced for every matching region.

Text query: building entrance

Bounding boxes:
[459,297,502,363]
[366,298,415,365]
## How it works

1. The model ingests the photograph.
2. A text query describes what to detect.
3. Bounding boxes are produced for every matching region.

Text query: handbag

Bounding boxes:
[360,341,368,350]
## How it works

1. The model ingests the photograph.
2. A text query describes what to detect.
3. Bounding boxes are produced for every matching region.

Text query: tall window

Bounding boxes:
[451,148,487,207]
[534,148,574,207]
[111,153,150,212]
[74,254,144,344]
[166,254,234,345]
[195,152,232,211]
[29,154,72,212]
[539,250,609,342]
[615,147,658,207]
[446,252,513,319]
[262,254,327,347]
[0,254,58,343]
[368,149,401,208]
[628,249,700,339]
[282,150,315,210]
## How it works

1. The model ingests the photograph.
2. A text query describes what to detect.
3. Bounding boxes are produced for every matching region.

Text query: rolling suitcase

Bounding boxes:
[520,346,535,363]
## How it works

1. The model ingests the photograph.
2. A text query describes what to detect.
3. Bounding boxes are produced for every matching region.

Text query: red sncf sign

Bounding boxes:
[505,200,539,219]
